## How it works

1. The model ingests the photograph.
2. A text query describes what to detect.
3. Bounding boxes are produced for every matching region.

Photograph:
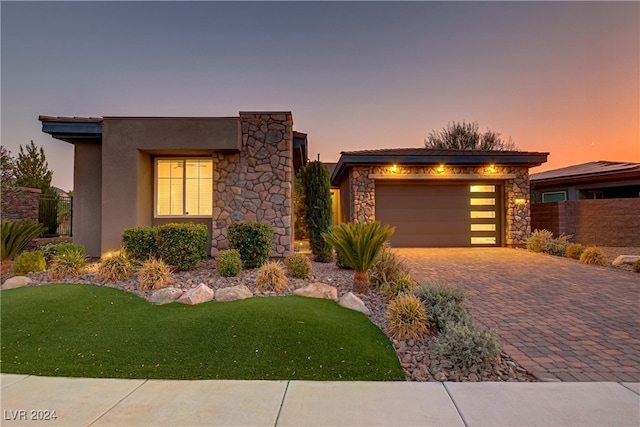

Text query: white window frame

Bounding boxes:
[154,157,213,218]
[542,191,567,202]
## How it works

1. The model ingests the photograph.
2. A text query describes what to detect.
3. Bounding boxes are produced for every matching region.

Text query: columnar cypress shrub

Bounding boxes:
[301,161,332,262]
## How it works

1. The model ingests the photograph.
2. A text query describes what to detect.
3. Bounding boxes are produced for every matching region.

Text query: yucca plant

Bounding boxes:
[255,261,288,292]
[322,221,395,294]
[386,293,429,341]
[1,220,46,281]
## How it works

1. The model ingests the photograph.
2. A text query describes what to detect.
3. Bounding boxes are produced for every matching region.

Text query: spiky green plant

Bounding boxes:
[1,220,46,281]
[322,221,395,294]
[96,250,137,282]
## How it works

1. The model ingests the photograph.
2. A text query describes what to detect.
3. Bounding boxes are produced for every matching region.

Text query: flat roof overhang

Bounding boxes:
[531,170,640,188]
[39,116,103,144]
[330,150,549,185]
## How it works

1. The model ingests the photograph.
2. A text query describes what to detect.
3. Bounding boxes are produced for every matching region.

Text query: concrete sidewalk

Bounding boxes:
[1,375,639,426]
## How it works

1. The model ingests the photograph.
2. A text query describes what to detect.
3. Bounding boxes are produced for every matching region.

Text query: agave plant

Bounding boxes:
[1,220,46,281]
[322,221,395,294]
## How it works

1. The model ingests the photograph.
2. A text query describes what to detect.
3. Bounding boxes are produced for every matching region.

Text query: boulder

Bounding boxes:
[149,287,184,304]
[338,292,371,315]
[215,285,253,302]
[612,255,640,266]
[1,276,32,290]
[177,283,214,305]
[293,282,338,300]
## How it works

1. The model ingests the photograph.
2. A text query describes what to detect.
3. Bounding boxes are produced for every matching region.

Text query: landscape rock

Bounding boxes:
[177,283,214,305]
[338,292,371,315]
[148,287,183,304]
[293,282,338,300]
[612,255,640,266]
[1,276,32,290]
[215,284,253,302]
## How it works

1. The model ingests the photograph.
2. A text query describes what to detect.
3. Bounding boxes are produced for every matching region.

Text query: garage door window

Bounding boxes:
[469,184,498,245]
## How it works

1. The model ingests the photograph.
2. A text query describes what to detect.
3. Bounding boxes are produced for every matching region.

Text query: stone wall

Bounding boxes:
[0,187,41,222]
[531,199,640,246]
[347,164,532,246]
[211,112,293,257]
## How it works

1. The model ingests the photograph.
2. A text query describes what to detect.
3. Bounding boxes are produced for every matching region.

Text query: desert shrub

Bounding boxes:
[138,258,174,290]
[285,252,312,279]
[526,229,571,256]
[155,223,208,271]
[228,221,273,268]
[122,226,157,260]
[414,281,471,332]
[633,259,640,273]
[48,246,87,280]
[41,242,85,267]
[386,293,429,341]
[13,250,46,275]
[369,245,410,288]
[566,243,585,260]
[579,246,608,266]
[322,221,395,294]
[216,250,243,278]
[96,250,136,282]
[1,220,46,280]
[381,275,417,300]
[434,322,502,370]
[255,261,288,292]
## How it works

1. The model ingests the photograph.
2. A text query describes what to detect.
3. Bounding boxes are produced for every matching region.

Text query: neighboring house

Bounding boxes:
[40,112,307,258]
[530,161,640,202]
[330,148,548,248]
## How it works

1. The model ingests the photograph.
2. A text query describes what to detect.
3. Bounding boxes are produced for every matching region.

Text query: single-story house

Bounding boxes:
[40,112,307,258]
[530,161,640,202]
[330,148,548,247]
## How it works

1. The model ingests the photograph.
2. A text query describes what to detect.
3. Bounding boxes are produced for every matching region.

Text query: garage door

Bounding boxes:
[375,181,501,247]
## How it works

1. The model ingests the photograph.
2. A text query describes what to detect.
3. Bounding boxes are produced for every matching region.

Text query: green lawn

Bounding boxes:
[0,284,404,381]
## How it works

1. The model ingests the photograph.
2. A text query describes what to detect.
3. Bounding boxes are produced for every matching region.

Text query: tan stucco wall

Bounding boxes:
[73,142,102,257]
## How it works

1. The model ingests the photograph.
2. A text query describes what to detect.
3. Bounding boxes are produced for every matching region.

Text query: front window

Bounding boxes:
[542,191,566,202]
[155,158,213,217]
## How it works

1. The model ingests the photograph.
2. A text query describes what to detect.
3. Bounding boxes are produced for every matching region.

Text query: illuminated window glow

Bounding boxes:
[156,159,213,216]
[471,237,497,245]
[470,211,496,219]
[470,198,495,206]
[471,224,496,232]
[470,185,495,193]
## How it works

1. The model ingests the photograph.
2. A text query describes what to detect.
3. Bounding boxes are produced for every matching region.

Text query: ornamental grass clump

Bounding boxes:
[12,250,46,276]
[255,261,288,292]
[386,293,429,341]
[566,243,585,260]
[579,246,608,266]
[381,275,416,301]
[284,252,312,279]
[526,229,571,256]
[322,221,395,294]
[369,245,410,288]
[96,250,137,282]
[216,250,243,278]
[434,322,502,371]
[138,258,174,290]
[48,245,87,280]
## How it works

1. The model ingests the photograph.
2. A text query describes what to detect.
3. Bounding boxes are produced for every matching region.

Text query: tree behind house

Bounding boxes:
[301,161,332,262]
[424,121,517,151]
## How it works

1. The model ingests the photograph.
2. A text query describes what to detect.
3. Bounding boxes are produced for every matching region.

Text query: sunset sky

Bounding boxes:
[2,1,638,191]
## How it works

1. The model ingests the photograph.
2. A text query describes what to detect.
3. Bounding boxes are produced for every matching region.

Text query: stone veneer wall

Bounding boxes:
[0,187,41,222]
[348,165,531,246]
[211,112,293,257]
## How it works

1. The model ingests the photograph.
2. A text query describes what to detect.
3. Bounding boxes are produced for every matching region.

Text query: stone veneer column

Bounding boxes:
[350,167,376,222]
[211,112,293,258]
[504,168,531,246]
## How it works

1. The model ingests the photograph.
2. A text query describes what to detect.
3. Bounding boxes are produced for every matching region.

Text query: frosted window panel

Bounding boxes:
[157,178,171,215]
[471,224,496,231]
[471,237,497,244]
[157,160,172,178]
[170,179,183,215]
[470,185,495,193]
[470,211,496,219]
[470,198,495,206]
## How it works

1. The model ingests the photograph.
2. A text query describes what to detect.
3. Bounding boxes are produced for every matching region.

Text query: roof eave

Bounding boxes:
[40,120,103,144]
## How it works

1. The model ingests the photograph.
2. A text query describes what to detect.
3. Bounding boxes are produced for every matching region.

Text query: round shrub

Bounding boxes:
[284,253,312,278]
[228,221,274,268]
[155,223,208,271]
[579,246,608,266]
[13,250,46,275]
[216,250,243,277]
[633,259,640,273]
[386,293,429,341]
[255,261,288,292]
[122,226,157,260]
[566,243,585,260]
[96,250,136,282]
[434,322,502,370]
[138,258,174,290]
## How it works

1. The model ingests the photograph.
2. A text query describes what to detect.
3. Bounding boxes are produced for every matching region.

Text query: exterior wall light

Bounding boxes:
[390,164,398,173]
[515,198,526,205]
[487,164,496,173]
[437,164,445,173]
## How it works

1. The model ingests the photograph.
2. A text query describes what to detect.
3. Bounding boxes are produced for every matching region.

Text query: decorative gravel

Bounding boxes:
[25,256,535,382]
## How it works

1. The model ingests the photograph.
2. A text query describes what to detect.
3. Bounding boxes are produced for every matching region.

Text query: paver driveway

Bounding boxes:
[397,248,640,382]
